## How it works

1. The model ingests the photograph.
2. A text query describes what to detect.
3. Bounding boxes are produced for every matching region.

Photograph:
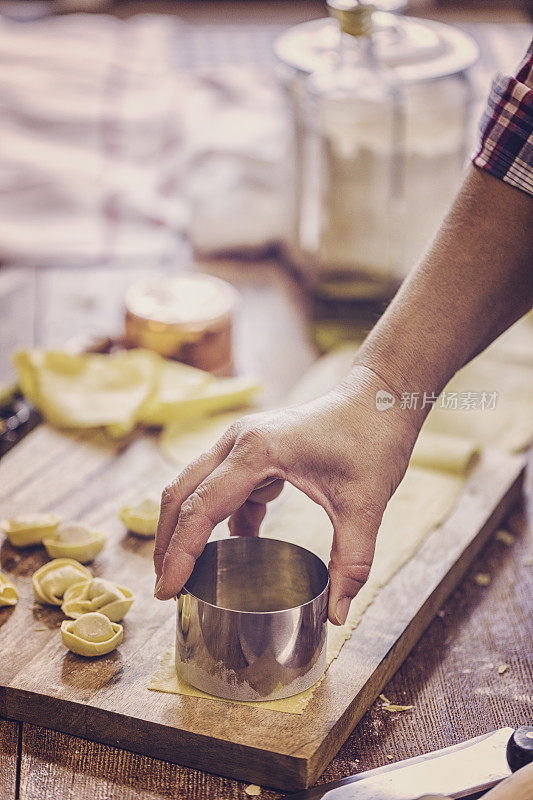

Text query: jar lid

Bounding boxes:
[327,1,374,38]
[125,273,237,331]
[274,13,479,83]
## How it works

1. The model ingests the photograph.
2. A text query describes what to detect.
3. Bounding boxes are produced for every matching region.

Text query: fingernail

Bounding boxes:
[334,597,351,625]
[154,578,163,598]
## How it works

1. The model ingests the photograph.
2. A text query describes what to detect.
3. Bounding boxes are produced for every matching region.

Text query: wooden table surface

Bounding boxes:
[1,259,532,800]
[1,3,532,797]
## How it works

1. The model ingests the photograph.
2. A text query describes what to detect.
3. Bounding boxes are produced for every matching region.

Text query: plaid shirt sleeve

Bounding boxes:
[472,38,533,196]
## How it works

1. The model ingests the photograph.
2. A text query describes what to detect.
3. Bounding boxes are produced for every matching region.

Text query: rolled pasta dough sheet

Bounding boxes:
[149,465,464,713]
[150,336,533,712]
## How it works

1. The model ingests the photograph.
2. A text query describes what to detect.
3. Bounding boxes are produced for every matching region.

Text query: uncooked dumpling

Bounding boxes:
[119,498,159,537]
[33,558,92,605]
[0,571,18,606]
[43,522,106,563]
[1,513,61,547]
[61,612,123,656]
[62,577,134,622]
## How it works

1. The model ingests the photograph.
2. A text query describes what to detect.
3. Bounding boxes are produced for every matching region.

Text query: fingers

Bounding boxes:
[155,455,274,600]
[228,501,267,538]
[229,479,285,537]
[154,426,236,581]
[327,497,383,626]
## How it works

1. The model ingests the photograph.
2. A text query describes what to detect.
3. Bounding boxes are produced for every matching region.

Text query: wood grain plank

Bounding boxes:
[0,718,19,800]
[19,724,280,800]
[13,489,533,800]
[317,482,533,785]
[1,260,529,792]
[0,267,36,388]
[0,442,525,791]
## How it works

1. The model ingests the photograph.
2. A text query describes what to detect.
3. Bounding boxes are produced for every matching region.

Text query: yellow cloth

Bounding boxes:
[14,348,259,436]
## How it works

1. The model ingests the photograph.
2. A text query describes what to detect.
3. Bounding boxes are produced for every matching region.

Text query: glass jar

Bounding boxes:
[275,5,478,347]
[302,2,403,302]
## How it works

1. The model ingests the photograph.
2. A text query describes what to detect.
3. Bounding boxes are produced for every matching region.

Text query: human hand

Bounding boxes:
[154,365,420,624]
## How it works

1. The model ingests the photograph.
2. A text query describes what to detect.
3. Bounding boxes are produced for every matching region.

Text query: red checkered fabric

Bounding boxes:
[473,38,533,196]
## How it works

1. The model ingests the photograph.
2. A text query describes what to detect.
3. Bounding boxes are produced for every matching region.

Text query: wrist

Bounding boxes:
[351,340,450,432]
[336,362,425,445]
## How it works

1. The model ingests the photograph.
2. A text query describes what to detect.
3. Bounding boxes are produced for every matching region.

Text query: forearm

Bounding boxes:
[354,166,533,425]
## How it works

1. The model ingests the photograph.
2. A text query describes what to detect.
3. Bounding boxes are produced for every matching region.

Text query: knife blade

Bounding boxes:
[288,728,514,800]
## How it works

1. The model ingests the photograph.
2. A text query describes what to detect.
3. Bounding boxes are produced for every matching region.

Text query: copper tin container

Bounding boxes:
[176,537,329,701]
[124,273,237,375]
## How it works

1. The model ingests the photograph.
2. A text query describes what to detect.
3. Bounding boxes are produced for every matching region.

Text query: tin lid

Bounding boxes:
[125,273,237,331]
[274,13,479,83]
[327,1,374,37]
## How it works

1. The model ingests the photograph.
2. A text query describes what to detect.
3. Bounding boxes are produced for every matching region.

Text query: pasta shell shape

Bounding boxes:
[43,522,106,563]
[0,571,18,606]
[33,558,93,605]
[61,612,123,657]
[119,498,159,537]
[62,578,134,622]
[1,513,61,547]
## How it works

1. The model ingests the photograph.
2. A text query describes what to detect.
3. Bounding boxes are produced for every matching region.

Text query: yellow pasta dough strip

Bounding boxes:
[14,348,160,434]
[149,337,532,711]
[409,431,478,475]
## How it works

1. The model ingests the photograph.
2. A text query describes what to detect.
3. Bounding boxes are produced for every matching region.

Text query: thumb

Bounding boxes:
[328,501,383,625]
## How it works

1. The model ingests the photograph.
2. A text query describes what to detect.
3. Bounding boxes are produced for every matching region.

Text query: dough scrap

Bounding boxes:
[1,513,61,547]
[14,348,259,437]
[33,558,92,605]
[119,498,159,537]
[140,360,259,426]
[14,348,159,435]
[149,647,317,713]
[409,431,477,475]
[43,522,106,563]
[160,411,242,466]
[61,612,123,656]
[0,571,18,606]
[62,577,134,622]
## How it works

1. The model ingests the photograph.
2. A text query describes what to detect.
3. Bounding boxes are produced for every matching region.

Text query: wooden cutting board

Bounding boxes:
[0,424,525,791]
